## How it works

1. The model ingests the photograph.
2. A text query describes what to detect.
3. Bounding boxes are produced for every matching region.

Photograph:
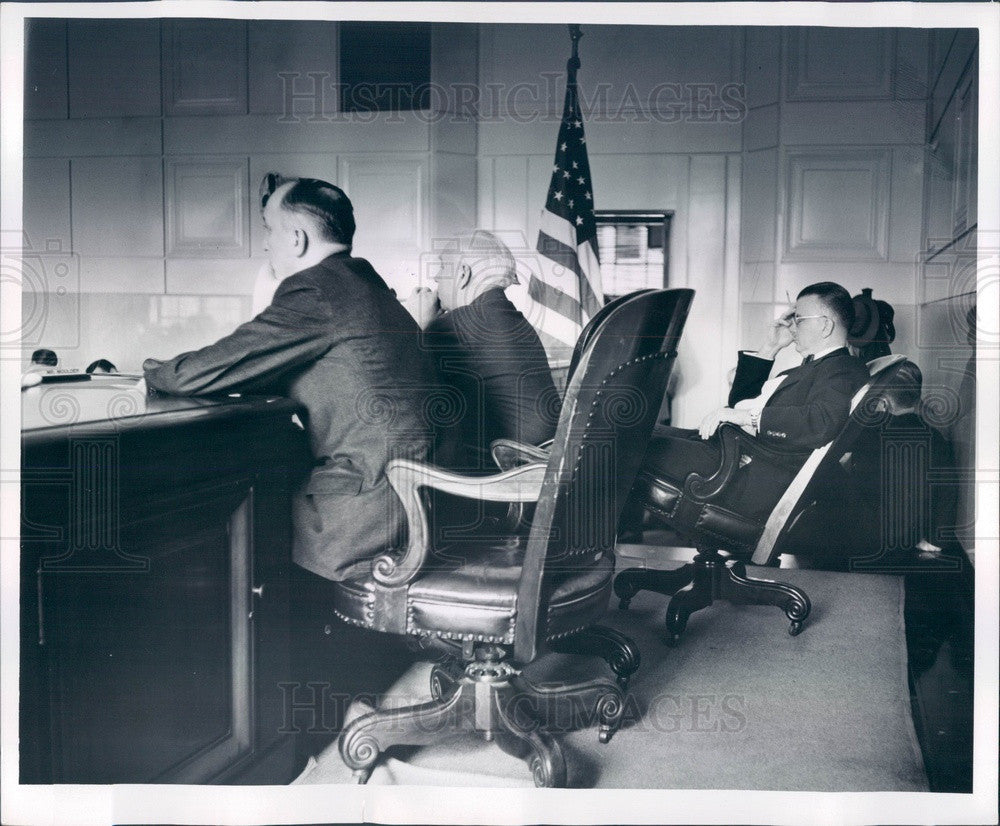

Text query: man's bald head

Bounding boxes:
[261,174,356,247]
[260,172,357,279]
[434,230,520,311]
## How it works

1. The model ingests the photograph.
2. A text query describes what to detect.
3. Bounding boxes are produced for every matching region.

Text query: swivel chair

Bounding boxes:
[613,355,912,643]
[332,289,693,787]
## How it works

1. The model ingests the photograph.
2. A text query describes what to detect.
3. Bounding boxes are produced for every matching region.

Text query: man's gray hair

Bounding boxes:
[451,230,519,290]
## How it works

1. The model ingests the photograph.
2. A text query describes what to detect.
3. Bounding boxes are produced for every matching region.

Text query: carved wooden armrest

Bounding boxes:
[374,459,547,587]
[490,438,551,471]
[683,424,810,502]
[683,424,744,501]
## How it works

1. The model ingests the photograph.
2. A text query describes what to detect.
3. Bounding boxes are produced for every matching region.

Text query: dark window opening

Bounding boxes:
[339,23,432,113]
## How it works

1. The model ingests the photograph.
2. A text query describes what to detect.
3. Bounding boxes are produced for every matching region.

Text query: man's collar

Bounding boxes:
[778,345,849,376]
[806,344,847,362]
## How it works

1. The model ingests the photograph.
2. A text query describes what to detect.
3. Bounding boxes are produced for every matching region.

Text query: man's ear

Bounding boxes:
[292,228,308,258]
[458,263,473,290]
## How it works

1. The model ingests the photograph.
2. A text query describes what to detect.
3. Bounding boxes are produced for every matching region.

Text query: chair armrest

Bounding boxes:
[374,459,547,587]
[490,438,551,471]
[683,424,811,502]
[682,424,743,501]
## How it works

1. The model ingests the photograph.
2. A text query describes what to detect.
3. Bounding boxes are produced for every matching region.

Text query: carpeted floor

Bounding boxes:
[295,566,928,790]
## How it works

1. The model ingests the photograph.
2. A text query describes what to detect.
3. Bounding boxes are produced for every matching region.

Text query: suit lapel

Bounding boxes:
[773,347,849,395]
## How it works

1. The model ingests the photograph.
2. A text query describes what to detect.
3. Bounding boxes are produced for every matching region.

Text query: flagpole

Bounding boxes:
[568,24,582,69]
[527,22,603,354]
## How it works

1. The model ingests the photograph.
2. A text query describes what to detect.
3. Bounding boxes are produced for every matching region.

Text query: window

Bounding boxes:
[594,211,672,300]
[339,23,432,113]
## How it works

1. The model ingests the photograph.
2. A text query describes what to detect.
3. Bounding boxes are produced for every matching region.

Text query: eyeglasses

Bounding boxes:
[790,314,828,327]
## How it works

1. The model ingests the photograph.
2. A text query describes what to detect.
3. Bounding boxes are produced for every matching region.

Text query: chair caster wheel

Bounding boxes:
[351,768,372,784]
[599,729,611,744]
[788,621,803,636]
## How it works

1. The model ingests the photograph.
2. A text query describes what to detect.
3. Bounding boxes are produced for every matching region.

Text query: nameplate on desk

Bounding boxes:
[38,370,91,383]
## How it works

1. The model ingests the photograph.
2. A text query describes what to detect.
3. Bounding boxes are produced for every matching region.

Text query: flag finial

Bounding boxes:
[568,25,582,70]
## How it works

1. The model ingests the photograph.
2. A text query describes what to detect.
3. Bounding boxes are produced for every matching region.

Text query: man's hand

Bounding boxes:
[698,406,752,440]
[20,371,43,390]
[400,287,441,329]
[758,310,794,360]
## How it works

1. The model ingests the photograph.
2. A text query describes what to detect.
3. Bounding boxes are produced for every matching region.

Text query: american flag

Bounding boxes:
[527,35,603,349]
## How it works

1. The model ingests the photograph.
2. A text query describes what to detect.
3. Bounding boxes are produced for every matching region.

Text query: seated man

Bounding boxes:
[633,281,869,526]
[403,230,558,470]
[86,358,118,374]
[144,173,452,582]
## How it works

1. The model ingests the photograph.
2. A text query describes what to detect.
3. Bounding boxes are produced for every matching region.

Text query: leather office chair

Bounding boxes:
[333,289,694,787]
[613,355,912,643]
[491,289,681,528]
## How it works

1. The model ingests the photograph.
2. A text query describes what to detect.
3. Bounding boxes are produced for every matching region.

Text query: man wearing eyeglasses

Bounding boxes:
[632,281,869,522]
[143,173,454,582]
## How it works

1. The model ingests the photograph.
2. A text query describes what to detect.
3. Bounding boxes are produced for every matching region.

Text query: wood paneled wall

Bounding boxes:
[23,20,959,438]
[917,30,979,556]
[741,28,930,378]
[21,19,478,371]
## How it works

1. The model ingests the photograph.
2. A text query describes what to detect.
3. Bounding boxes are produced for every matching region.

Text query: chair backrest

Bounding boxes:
[751,354,912,564]
[566,289,656,381]
[514,288,694,663]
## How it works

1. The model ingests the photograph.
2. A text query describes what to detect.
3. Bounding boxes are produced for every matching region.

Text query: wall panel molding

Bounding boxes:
[68,19,160,118]
[72,156,164,258]
[24,119,162,158]
[164,114,430,155]
[339,156,426,250]
[784,28,893,101]
[166,158,250,258]
[781,101,923,145]
[248,20,340,116]
[783,147,890,262]
[163,20,248,116]
[23,158,72,252]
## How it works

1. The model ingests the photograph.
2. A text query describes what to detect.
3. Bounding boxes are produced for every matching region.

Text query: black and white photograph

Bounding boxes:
[1,2,997,824]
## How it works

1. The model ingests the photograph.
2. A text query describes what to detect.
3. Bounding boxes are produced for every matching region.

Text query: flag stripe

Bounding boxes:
[526,288,589,347]
[538,208,577,251]
[529,264,589,323]
[537,209,602,314]
[536,230,601,318]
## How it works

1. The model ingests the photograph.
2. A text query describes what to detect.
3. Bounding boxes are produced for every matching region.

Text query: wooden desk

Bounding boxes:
[20,380,311,784]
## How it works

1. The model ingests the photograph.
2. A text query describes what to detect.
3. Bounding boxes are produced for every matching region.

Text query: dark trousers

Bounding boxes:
[287,565,418,771]
[624,425,797,530]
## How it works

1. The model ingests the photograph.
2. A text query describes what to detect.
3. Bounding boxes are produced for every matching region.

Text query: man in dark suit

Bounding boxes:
[402,230,558,470]
[638,281,869,520]
[144,174,449,581]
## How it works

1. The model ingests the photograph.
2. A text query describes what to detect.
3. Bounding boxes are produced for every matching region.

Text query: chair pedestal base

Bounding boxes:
[613,550,811,645]
[339,654,626,788]
[549,624,641,691]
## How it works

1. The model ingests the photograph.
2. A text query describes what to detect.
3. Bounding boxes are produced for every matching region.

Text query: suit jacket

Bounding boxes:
[144,252,449,581]
[728,347,869,453]
[425,288,558,469]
